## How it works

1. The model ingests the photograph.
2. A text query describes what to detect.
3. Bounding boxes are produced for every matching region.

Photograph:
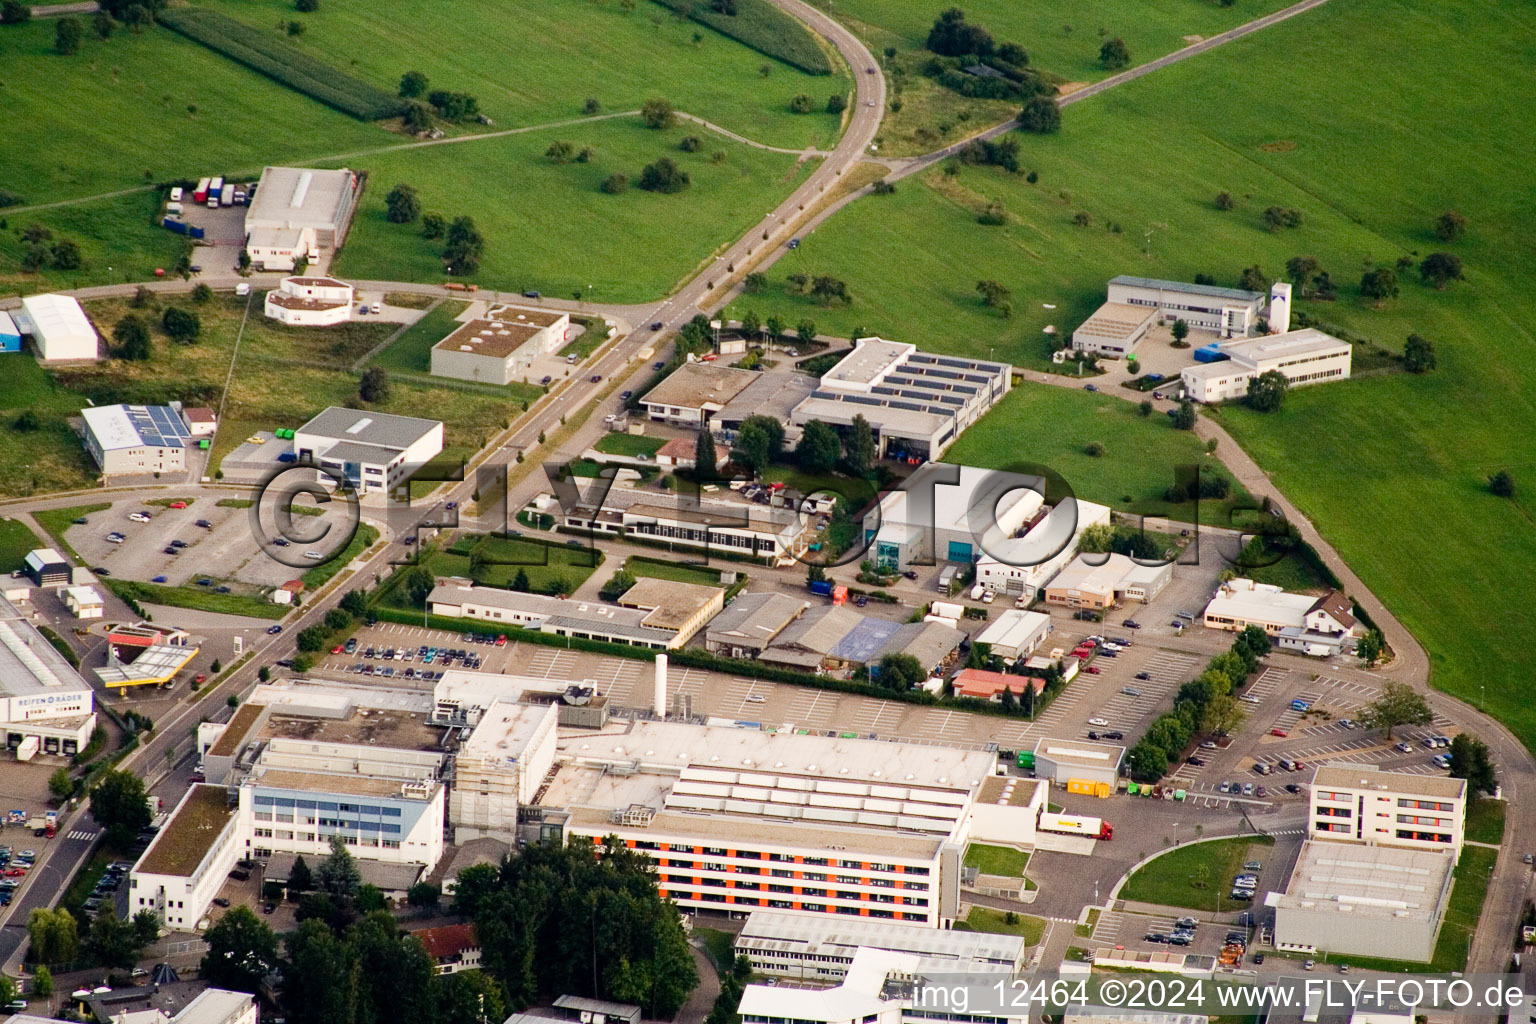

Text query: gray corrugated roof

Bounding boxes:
[298,407,440,451]
[769,605,862,655]
[706,592,808,644]
[1109,275,1266,303]
[877,620,963,669]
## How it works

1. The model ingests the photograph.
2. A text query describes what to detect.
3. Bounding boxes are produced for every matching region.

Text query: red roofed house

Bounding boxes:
[179,406,219,437]
[411,923,481,975]
[951,668,1045,703]
[654,433,727,472]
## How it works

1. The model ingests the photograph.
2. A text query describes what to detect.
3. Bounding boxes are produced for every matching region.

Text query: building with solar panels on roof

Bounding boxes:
[80,403,191,477]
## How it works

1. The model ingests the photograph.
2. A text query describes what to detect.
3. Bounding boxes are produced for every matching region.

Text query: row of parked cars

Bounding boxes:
[84,861,132,914]
[1145,915,1201,947]
[0,847,37,905]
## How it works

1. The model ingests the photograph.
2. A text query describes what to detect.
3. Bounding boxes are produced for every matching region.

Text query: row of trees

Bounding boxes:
[17,222,84,272]
[382,185,483,274]
[28,904,160,970]
[737,271,853,307]
[1126,626,1272,779]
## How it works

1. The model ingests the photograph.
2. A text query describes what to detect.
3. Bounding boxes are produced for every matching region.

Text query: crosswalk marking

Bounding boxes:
[66,829,97,841]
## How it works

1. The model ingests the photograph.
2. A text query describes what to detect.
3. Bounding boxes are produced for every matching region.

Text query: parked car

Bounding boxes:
[1134,672,1151,680]
[196,519,212,528]
[1121,686,1141,697]
[650,322,664,331]
[266,625,283,634]
[1088,717,1109,727]
[1123,620,1140,629]
[213,897,231,908]
[169,501,188,509]
[1103,731,1125,740]
[1270,727,1288,737]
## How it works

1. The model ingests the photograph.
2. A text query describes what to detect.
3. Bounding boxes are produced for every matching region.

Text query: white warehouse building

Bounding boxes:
[17,293,99,362]
[431,307,572,386]
[80,403,192,477]
[244,166,360,271]
[293,406,443,496]
[1179,328,1352,403]
[0,594,99,758]
[1106,275,1268,339]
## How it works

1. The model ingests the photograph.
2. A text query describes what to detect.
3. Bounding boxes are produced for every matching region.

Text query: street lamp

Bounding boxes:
[1173,821,1180,846]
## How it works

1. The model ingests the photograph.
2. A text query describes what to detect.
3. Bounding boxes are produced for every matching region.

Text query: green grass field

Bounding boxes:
[0,21,384,203]
[332,120,815,303]
[944,384,1251,525]
[1118,836,1273,914]
[964,843,1030,876]
[0,191,194,295]
[0,517,45,574]
[0,360,103,496]
[105,577,286,620]
[1464,798,1506,846]
[624,555,727,588]
[826,0,1293,83]
[200,0,849,151]
[752,0,1536,752]
[594,433,666,458]
[953,906,1046,946]
[369,300,468,375]
[378,533,605,601]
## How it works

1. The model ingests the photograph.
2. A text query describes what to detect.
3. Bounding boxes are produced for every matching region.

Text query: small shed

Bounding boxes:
[24,547,71,587]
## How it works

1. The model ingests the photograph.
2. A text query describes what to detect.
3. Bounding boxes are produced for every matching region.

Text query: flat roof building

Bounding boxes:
[734,908,1026,980]
[1032,737,1125,788]
[451,701,559,842]
[1180,328,1351,403]
[973,609,1051,663]
[130,784,242,932]
[864,463,1044,570]
[0,594,98,755]
[1107,275,1268,340]
[431,306,571,386]
[427,580,721,650]
[244,166,360,271]
[263,275,354,327]
[641,361,759,426]
[791,338,1011,460]
[715,370,817,432]
[559,484,812,566]
[293,406,443,496]
[1202,578,1358,644]
[704,592,811,659]
[1044,553,1173,611]
[1309,764,1465,853]
[975,497,1114,600]
[17,293,99,362]
[1071,301,1160,358]
[1267,840,1455,962]
[80,403,191,477]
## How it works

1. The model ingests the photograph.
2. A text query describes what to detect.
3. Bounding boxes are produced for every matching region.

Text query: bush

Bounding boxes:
[1084,442,1104,457]
[1017,96,1060,134]
[638,157,690,194]
[789,92,815,113]
[648,0,832,74]
[157,8,406,120]
[678,135,702,152]
[600,173,629,194]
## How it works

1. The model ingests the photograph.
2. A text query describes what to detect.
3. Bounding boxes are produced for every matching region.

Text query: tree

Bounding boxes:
[599,568,636,601]
[190,282,214,304]
[283,919,357,1024]
[511,567,531,592]
[846,414,875,476]
[1098,36,1129,69]
[398,70,428,98]
[286,20,305,35]
[1447,733,1497,795]
[693,428,718,477]
[1360,265,1399,303]
[583,96,600,114]
[384,183,420,224]
[1138,399,1153,417]
[31,965,53,998]
[50,238,82,269]
[89,768,151,847]
[1489,470,1515,498]
[402,101,432,132]
[1433,210,1466,242]
[1127,740,1168,779]
[436,969,506,1024]
[926,7,994,56]
[2,0,31,24]
[875,652,925,691]
[1402,333,1436,373]
[112,314,152,361]
[1359,680,1431,738]
[340,589,367,617]
[1199,694,1245,737]
[795,319,816,344]
[599,173,628,194]
[407,881,441,908]
[428,90,479,120]
[359,366,391,403]
[1237,264,1269,293]
[811,275,851,305]
[317,834,361,900]
[54,15,82,54]
[133,907,160,947]
[1246,369,1288,413]
[1419,251,1463,289]
[1171,318,1189,344]
[545,139,577,163]
[796,420,840,474]
[638,157,690,194]
[295,626,329,653]
[976,279,1011,310]
[826,92,846,114]
[640,97,675,129]
[732,420,772,477]
[789,92,815,114]
[288,855,313,894]
[162,306,200,343]
[1285,254,1319,289]
[48,767,73,801]
[201,906,278,992]
[296,0,318,9]
[87,912,140,968]
[1172,400,1197,430]
[443,215,483,275]
[1214,191,1234,211]
[27,908,79,965]
[1017,96,1060,134]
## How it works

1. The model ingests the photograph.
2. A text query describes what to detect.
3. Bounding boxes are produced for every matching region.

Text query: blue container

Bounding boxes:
[163,217,188,235]
[1193,343,1229,363]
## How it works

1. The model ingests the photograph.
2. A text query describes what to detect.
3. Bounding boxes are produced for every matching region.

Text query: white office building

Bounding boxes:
[1106,275,1268,339]
[974,497,1114,600]
[734,909,1026,980]
[16,293,99,362]
[293,406,443,495]
[129,784,243,931]
[263,275,354,326]
[1070,301,1159,357]
[448,701,559,843]
[1308,764,1466,853]
[0,594,98,756]
[1043,553,1173,611]
[1179,328,1352,403]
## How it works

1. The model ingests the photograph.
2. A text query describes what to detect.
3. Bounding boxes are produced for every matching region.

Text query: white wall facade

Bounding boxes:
[240,780,446,872]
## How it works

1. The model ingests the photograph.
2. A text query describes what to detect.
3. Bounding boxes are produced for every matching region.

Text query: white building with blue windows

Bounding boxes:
[293,406,443,496]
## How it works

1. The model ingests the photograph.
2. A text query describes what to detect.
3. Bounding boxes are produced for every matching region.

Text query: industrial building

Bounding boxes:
[1106,275,1268,339]
[640,361,759,426]
[733,909,1027,980]
[0,593,98,758]
[1202,578,1359,646]
[558,485,812,565]
[760,605,962,675]
[62,585,104,619]
[1031,737,1125,789]
[427,577,725,649]
[1179,328,1352,403]
[1308,765,1466,852]
[293,406,444,496]
[448,701,559,843]
[1043,553,1173,611]
[972,609,1051,663]
[430,306,571,386]
[1267,840,1455,962]
[243,166,360,271]
[129,784,242,931]
[863,463,1044,571]
[262,275,354,326]
[714,370,817,434]
[974,497,1114,600]
[22,548,70,587]
[15,293,99,362]
[79,403,192,477]
[1070,302,1159,357]
[789,338,1011,460]
[703,592,809,659]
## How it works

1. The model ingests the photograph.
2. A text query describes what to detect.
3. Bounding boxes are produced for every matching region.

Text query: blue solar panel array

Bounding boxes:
[129,405,191,448]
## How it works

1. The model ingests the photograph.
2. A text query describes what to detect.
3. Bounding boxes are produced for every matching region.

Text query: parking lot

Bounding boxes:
[63,497,352,592]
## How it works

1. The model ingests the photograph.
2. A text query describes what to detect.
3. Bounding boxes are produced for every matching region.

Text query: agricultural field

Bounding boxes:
[332,120,816,303]
[0,517,45,574]
[0,192,194,295]
[0,20,384,204]
[825,0,1294,83]
[943,384,1251,526]
[197,0,850,151]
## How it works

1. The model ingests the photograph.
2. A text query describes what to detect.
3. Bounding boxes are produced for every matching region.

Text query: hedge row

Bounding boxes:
[649,0,834,75]
[158,8,408,121]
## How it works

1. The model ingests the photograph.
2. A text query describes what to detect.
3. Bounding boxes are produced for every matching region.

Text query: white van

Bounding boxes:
[235,283,251,297]
[169,187,184,202]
